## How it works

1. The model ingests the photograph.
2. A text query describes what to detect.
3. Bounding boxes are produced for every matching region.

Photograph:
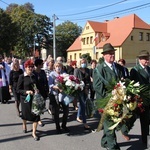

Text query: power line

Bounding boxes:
[0,0,9,6]
[58,0,128,17]
[59,2,150,21]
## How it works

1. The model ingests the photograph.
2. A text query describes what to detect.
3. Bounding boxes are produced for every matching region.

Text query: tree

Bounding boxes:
[5,3,19,14]
[80,53,92,63]
[9,3,53,58]
[55,21,82,60]
[0,8,18,55]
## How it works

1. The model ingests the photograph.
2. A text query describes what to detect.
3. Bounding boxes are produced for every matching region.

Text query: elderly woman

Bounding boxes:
[9,59,23,116]
[74,58,91,130]
[17,59,40,141]
[48,61,69,134]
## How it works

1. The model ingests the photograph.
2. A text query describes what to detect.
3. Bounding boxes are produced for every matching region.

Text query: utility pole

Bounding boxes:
[52,14,59,60]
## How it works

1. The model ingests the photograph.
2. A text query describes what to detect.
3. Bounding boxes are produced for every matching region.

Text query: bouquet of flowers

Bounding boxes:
[96,78,148,131]
[56,73,84,105]
[31,84,46,115]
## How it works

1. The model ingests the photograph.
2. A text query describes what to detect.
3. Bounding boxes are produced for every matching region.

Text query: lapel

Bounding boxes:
[147,66,150,76]
[103,62,116,77]
[136,64,148,79]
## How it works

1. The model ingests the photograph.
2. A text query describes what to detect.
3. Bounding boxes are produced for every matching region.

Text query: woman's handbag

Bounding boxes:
[31,92,46,115]
[85,98,95,118]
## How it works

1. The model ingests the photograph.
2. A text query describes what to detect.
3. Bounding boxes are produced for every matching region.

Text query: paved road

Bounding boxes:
[0,97,148,150]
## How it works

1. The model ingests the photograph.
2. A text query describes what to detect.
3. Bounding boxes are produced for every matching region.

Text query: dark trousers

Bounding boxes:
[89,85,95,100]
[101,120,120,150]
[140,106,149,144]
[0,86,11,103]
[49,94,69,130]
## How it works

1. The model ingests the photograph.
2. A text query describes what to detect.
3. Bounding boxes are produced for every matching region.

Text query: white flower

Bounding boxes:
[133,82,140,87]
[118,81,126,88]
[79,81,84,91]
[65,80,73,86]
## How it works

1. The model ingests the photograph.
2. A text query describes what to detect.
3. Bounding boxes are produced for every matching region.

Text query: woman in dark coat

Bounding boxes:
[33,58,49,127]
[9,59,23,116]
[17,59,40,141]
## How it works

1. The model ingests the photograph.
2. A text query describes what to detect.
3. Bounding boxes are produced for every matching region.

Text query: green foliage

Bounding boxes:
[56,21,82,59]
[96,94,112,109]
[98,57,104,64]
[0,8,18,55]
[80,53,92,63]
[0,3,53,58]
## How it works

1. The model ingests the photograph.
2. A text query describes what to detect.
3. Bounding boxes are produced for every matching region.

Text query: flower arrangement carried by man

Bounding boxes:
[96,78,148,131]
[56,73,85,105]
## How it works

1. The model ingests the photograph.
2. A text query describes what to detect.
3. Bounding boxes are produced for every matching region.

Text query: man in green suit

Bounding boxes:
[93,43,129,150]
[130,50,150,146]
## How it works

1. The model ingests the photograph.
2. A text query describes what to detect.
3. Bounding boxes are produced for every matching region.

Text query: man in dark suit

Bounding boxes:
[130,50,150,146]
[93,43,129,150]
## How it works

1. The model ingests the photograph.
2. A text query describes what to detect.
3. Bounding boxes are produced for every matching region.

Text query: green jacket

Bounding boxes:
[93,62,125,100]
[130,64,150,105]
[130,64,150,85]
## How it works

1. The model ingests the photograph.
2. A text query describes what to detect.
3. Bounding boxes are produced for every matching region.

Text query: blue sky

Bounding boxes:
[0,0,150,27]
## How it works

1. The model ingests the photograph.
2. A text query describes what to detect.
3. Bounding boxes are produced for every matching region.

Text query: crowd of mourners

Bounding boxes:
[0,54,98,141]
[0,43,149,150]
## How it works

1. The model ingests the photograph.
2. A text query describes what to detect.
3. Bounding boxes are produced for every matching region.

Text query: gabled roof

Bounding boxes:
[67,14,150,51]
[87,21,107,32]
[97,14,150,48]
[67,36,81,51]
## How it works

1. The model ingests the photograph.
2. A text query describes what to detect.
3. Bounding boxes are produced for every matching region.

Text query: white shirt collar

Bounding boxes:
[105,61,114,69]
[139,63,146,69]
[24,72,34,76]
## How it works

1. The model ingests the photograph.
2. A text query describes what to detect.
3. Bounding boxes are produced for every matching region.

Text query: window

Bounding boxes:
[96,52,98,59]
[131,36,133,41]
[83,38,85,45]
[74,53,76,60]
[139,32,143,41]
[90,36,93,44]
[86,26,89,30]
[87,37,89,44]
[79,53,82,58]
[146,33,150,41]
[70,55,72,60]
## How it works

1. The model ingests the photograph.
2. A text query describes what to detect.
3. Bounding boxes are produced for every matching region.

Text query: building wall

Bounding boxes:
[67,24,150,65]
[122,28,150,64]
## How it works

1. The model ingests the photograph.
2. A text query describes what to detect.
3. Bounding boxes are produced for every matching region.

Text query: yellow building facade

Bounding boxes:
[67,14,150,66]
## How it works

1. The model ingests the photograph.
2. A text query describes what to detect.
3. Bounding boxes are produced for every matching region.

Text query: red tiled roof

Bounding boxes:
[97,14,150,48]
[67,36,81,51]
[87,21,107,32]
[67,14,150,51]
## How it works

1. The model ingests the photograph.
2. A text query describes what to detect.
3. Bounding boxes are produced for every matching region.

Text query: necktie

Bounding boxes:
[144,67,149,76]
[111,64,118,77]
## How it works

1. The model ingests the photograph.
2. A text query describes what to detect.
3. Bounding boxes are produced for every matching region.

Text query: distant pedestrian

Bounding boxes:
[9,59,23,116]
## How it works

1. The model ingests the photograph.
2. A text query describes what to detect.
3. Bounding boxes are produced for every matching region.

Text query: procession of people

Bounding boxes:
[0,44,150,149]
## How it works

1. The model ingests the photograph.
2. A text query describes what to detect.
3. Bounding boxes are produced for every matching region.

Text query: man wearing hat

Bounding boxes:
[130,50,150,147]
[93,43,129,150]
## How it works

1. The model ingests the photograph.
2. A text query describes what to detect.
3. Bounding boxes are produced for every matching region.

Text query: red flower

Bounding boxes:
[98,108,104,113]
[57,76,64,83]
[117,83,121,87]
[114,103,118,107]
[137,103,143,108]
[69,75,75,81]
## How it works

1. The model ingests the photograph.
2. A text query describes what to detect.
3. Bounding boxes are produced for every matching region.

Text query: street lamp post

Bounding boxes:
[52,14,59,60]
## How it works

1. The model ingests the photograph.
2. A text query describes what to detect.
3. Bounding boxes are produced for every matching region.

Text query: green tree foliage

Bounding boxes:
[98,57,104,64]
[8,3,53,58]
[80,53,92,63]
[0,8,18,55]
[5,3,18,14]
[56,21,82,59]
